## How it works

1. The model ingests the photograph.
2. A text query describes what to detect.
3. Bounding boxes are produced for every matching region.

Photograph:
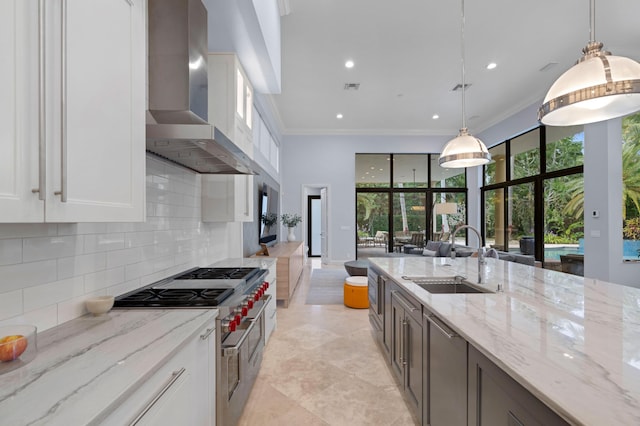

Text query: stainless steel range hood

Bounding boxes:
[146,0,258,174]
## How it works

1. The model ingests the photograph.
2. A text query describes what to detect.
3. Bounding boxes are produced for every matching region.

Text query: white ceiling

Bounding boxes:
[267,0,640,137]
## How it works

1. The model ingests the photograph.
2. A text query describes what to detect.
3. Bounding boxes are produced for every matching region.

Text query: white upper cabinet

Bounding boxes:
[208,53,254,158]
[202,175,254,222]
[0,0,145,223]
[0,0,44,221]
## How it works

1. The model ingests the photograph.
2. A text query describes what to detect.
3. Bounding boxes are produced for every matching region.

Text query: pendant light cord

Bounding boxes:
[589,0,596,43]
[460,0,466,130]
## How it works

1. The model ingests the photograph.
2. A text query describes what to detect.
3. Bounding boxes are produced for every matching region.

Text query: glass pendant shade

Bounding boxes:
[539,44,640,126]
[439,128,491,168]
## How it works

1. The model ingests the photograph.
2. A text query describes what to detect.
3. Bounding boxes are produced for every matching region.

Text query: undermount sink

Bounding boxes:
[403,276,495,294]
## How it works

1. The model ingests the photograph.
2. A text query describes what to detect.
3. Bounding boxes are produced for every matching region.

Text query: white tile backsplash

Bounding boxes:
[0,238,22,266]
[0,290,23,319]
[23,235,84,262]
[23,277,85,312]
[0,156,233,331]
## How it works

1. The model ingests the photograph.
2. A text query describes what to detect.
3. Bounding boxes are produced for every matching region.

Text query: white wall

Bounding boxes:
[0,156,234,332]
[281,134,448,261]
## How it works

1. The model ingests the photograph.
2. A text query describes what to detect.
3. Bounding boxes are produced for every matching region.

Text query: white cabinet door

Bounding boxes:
[202,174,254,222]
[208,53,254,158]
[102,325,215,426]
[0,0,44,222]
[44,0,145,222]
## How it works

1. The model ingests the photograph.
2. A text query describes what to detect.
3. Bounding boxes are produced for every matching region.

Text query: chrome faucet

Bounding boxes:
[451,224,485,284]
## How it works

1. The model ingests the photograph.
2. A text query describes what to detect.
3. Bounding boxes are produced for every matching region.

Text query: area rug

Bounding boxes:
[305,269,349,305]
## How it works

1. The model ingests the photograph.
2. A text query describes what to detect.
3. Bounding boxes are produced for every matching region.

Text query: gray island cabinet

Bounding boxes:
[389,283,423,418]
[366,256,630,425]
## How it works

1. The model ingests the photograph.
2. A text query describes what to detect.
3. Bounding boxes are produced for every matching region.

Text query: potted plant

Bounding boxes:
[260,212,278,236]
[281,213,302,241]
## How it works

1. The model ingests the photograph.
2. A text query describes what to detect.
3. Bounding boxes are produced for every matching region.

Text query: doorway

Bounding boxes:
[307,195,321,257]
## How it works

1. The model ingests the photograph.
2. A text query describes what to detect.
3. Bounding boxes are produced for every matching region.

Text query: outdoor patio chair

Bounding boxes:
[374,231,388,247]
[409,233,424,248]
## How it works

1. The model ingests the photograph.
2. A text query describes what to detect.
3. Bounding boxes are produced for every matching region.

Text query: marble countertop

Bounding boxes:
[0,308,218,425]
[213,257,276,269]
[368,256,640,426]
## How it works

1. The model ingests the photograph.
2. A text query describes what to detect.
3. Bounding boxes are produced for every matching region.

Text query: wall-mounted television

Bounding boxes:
[258,183,278,245]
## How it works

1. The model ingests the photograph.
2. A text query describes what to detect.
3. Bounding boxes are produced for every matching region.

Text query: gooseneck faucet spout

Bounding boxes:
[451,224,485,284]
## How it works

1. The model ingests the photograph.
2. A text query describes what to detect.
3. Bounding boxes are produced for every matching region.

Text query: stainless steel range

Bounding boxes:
[114,266,271,426]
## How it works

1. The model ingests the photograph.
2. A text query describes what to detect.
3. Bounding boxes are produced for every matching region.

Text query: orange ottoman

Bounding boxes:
[344,276,369,309]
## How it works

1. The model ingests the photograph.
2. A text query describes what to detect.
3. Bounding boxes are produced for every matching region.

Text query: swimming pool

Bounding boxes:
[544,246,582,261]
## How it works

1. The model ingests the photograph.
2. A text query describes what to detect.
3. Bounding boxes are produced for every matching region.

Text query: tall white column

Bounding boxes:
[583,119,623,282]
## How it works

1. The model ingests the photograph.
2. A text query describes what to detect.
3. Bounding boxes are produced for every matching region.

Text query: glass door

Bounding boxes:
[356,192,389,258]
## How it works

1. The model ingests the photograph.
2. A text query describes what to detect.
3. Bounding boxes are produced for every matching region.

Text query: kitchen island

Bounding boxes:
[368,256,640,425]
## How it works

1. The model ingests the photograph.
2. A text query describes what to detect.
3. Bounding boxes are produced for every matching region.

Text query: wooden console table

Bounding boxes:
[251,241,304,308]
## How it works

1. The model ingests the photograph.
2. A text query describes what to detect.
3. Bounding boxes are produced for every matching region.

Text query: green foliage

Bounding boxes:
[544,233,576,244]
[281,213,302,227]
[260,212,278,227]
[623,217,640,240]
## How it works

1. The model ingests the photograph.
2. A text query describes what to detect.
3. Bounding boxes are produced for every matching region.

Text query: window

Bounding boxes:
[508,182,536,252]
[356,154,391,188]
[431,156,466,188]
[355,154,466,256]
[511,129,540,180]
[484,188,505,250]
[546,126,584,172]
[482,125,584,266]
[543,174,584,262]
[485,144,506,185]
[622,112,640,260]
[393,155,428,188]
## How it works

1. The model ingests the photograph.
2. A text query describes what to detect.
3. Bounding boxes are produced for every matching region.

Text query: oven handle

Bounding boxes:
[222,294,271,357]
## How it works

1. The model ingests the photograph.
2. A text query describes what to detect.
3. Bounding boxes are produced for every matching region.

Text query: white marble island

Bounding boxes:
[0,308,218,425]
[369,256,640,426]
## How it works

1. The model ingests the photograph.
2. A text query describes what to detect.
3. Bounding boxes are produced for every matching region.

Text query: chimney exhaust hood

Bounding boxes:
[146,0,258,174]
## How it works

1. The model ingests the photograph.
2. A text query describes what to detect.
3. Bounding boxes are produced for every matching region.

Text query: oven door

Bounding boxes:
[219,295,270,426]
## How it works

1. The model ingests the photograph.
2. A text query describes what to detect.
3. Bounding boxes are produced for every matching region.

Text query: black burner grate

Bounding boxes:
[114,287,234,307]
[174,267,259,280]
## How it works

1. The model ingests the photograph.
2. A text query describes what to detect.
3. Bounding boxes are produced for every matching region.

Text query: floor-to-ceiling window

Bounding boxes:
[482,126,584,267]
[356,154,466,257]
[622,112,640,260]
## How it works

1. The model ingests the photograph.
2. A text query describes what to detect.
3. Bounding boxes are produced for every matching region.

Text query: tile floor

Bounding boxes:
[238,259,417,426]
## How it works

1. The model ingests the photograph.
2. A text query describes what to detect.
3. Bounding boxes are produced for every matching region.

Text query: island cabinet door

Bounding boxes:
[426,311,467,426]
[382,275,393,360]
[390,293,405,381]
[467,345,569,426]
[404,309,423,417]
[390,287,423,421]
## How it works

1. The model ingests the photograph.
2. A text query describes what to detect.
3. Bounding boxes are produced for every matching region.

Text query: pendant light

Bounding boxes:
[439,0,491,169]
[538,0,640,126]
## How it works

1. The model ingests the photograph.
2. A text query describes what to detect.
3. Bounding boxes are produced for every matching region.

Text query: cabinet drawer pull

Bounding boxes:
[427,314,458,339]
[391,290,418,313]
[200,327,215,340]
[402,319,409,366]
[507,410,525,426]
[124,0,134,5]
[35,0,46,200]
[244,176,250,216]
[129,367,186,425]
[58,0,68,202]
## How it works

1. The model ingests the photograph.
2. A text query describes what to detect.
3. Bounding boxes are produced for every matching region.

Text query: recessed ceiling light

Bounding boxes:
[336,113,343,119]
[432,114,439,119]
[486,62,497,70]
[345,60,354,68]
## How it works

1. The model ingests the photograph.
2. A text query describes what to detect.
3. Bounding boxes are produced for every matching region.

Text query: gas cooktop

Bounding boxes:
[114,287,234,307]
[174,267,261,281]
[113,267,266,308]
